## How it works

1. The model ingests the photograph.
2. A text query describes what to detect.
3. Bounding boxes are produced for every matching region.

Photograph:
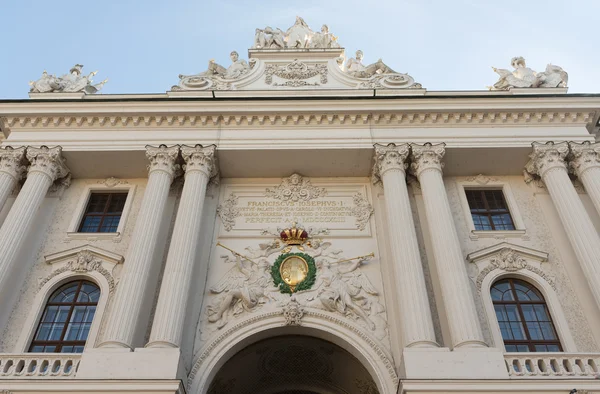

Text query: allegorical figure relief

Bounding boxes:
[490,56,568,90]
[251,16,341,50]
[306,257,379,330]
[180,51,251,81]
[310,24,340,49]
[285,16,312,48]
[345,50,396,78]
[206,254,276,328]
[29,64,107,94]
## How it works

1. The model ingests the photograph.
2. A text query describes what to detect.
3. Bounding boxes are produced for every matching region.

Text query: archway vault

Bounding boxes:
[188,312,398,394]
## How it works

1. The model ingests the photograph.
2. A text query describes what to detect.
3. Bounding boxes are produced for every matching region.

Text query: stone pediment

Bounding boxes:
[171,17,421,92]
[45,244,124,268]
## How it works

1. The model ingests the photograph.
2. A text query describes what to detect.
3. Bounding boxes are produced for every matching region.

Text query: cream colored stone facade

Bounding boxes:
[1,17,600,394]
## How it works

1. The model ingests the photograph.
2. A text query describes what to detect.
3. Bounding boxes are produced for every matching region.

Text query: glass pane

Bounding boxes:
[107,194,127,212]
[533,305,550,321]
[472,214,492,231]
[65,323,81,340]
[61,346,74,353]
[79,216,102,232]
[50,283,80,302]
[527,322,543,340]
[495,305,508,321]
[499,322,513,340]
[30,345,44,352]
[516,344,530,352]
[48,323,65,340]
[521,305,536,321]
[510,322,526,340]
[35,323,53,341]
[505,344,518,352]
[540,322,558,340]
[41,306,58,322]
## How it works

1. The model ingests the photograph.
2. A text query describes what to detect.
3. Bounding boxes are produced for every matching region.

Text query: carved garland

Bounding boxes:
[265,60,328,86]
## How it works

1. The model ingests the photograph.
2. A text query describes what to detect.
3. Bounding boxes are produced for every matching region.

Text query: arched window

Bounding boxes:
[491,278,562,352]
[29,280,100,353]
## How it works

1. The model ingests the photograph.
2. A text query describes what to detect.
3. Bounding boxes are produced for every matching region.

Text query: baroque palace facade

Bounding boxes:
[1,17,600,394]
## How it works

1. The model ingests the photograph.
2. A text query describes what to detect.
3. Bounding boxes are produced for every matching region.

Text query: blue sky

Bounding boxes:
[0,0,598,98]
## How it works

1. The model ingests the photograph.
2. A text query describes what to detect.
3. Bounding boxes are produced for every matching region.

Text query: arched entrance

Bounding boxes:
[207,335,380,394]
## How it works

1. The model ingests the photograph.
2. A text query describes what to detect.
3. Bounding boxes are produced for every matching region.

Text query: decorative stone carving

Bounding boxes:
[181,144,219,181]
[38,250,117,293]
[0,146,26,181]
[410,142,445,176]
[371,143,410,185]
[252,16,341,50]
[346,50,395,79]
[216,192,241,231]
[265,59,327,87]
[490,248,528,272]
[351,193,374,231]
[282,295,304,325]
[310,24,340,49]
[265,173,327,202]
[26,146,70,182]
[490,57,568,90]
[29,64,107,94]
[102,177,128,188]
[465,174,499,185]
[285,16,313,48]
[173,51,256,91]
[524,141,569,179]
[344,50,422,89]
[569,141,600,177]
[145,145,180,176]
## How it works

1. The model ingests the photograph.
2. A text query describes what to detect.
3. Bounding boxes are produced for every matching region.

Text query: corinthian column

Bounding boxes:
[0,146,69,300]
[147,145,217,348]
[410,143,486,349]
[570,141,600,217]
[100,145,179,349]
[526,141,600,308]
[372,144,438,348]
[0,146,26,212]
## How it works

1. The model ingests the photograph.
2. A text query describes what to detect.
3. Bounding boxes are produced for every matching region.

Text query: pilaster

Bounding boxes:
[410,143,487,349]
[147,145,217,348]
[372,143,438,352]
[99,145,179,349]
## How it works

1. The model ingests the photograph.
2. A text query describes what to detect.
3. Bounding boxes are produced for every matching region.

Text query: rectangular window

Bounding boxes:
[78,193,128,233]
[465,189,515,231]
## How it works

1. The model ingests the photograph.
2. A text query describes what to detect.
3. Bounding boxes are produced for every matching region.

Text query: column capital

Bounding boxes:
[569,141,600,178]
[410,143,446,177]
[26,146,70,182]
[146,145,180,178]
[525,141,569,178]
[0,146,27,182]
[371,143,409,185]
[181,144,219,181]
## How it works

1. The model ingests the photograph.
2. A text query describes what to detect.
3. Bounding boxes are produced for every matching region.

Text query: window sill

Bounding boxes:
[469,229,527,240]
[64,232,122,243]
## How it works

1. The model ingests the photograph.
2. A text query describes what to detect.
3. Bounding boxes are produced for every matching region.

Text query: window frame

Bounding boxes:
[66,183,136,242]
[465,189,516,231]
[28,280,100,353]
[456,178,526,240]
[491,278,562,352]
[17,270,111,353]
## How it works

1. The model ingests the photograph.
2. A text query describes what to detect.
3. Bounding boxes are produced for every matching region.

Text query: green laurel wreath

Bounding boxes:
[271,252,317,294]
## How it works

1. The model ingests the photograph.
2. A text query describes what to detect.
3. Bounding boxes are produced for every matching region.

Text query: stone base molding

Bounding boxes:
[410,143,487,349]
[526,141,600,310]
[99,145,180,349]
[372,143,438,349]
[147,144,218,348]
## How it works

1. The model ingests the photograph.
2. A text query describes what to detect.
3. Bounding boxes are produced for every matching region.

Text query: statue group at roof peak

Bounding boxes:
[490,56,568,90]
[29,64,107,94]
[27,18,570,95]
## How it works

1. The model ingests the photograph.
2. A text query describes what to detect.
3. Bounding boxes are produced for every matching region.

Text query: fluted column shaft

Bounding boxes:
[373,144,438,348]
[0,146,69,299]
[147,145,217,348]
[528,142,600,308]
[100,145,179,349]
[411,143,486,349]
[0,147,26,212]
[570,141,600,217]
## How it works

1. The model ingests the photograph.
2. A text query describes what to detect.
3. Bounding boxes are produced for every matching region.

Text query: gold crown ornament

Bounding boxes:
[279,224,308,246]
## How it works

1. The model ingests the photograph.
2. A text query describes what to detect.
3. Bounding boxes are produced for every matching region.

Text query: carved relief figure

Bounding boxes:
[310,24,339,49]
[175,50,256,90]
[490,57,568,90]
[307,257,379,330]
[345,50,396,79]
[207,254,276,328]
[30,64,107,94]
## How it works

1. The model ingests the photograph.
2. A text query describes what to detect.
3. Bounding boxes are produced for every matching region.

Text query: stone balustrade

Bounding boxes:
[505,353,600,378]
[0,354,80,379]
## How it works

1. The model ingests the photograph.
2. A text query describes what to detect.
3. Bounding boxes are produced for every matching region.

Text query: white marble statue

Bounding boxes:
[345,50,396,79]
[285,16,312,48]
[306,256,379,330]
[175,50,255,90]
[310,24,340,49]
[490,57,568,90]
[29,64,107,94]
